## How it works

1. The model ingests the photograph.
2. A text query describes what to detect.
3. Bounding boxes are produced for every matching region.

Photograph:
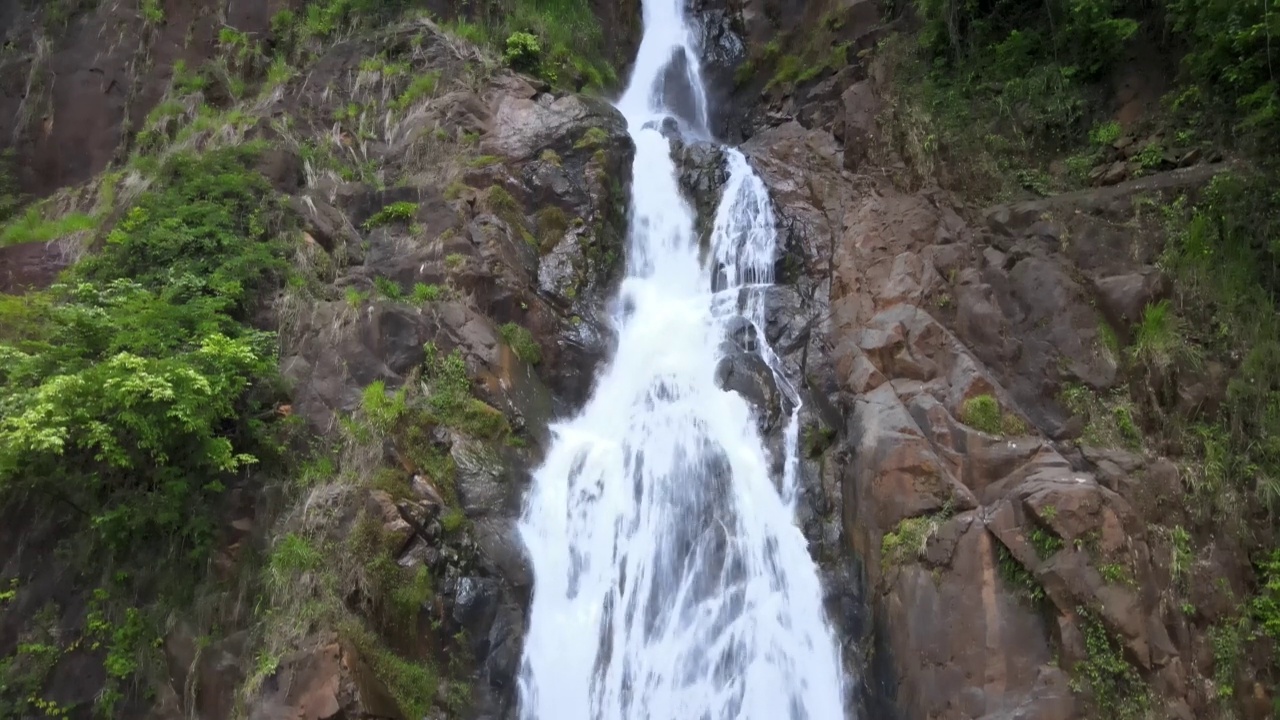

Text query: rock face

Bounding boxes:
[733,110,1228,718]
[661,0,1246,716]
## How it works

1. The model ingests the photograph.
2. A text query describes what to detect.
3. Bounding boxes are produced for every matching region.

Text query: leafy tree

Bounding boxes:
[0,146,288,564]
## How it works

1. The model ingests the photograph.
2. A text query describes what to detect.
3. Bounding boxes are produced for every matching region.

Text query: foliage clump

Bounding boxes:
[1071,610,1150,718]
[363,201,418,230]
[503,31,542,72]
[0,145,287,566]
[959,394,1027,436]
[881,513,944,567]
[499,322,541,365]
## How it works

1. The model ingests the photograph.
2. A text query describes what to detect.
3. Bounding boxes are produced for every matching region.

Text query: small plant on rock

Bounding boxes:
[500,322,542,365]
[960,394,1029,436]
[412,283,444,303]
[363,201,417,230]
[882,511,948,567]
[503,31,542,73]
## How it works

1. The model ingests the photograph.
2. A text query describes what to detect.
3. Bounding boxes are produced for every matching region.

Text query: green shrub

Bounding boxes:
[882,514,941,566]
[373,276,403,300]
[1165,0,1280,143]
[503,31,542,72]
[0,146,286,567]
[411,283,444,303]
[1073,610,1149,717]
[499,322,541,364]
[960,394,1002,434]
[364,201,417,229]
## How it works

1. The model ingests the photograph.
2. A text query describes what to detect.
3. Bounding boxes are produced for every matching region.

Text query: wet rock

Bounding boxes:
[452,438,513,517]
[714,343,782,431]
[453,576,502,631]
[674,140,729,225]
[484,603,526,693]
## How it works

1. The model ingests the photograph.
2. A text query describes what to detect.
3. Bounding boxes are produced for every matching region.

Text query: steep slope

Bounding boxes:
[678,0,1280,718]
[0,3,636,718]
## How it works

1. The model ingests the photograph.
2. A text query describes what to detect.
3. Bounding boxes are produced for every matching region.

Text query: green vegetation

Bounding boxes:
[499,322,542,364]
[997,543,1046,603]
[534,206,569,252]
[374,276,404,300]
[959,394,1027,436]
[0,208,95,247]
[881,511,946,567]
[0,152,21,224]
[1060,384,1142,449]
[364,201,418,229]
[503,31,542,72]
[0,145,290,716]
[574,127,609,149]
[0,146,286,567]
[802,422,836,458]
[412,282,445,303]
[737,11,854,93]
[249,342,505,717]
[447,0,617,90]
[1028,526,1063,559]
[392,71,442,112]
[1072,610,1150,718]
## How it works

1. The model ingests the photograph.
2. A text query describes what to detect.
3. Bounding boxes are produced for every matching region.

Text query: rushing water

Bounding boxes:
[515,0,847,718]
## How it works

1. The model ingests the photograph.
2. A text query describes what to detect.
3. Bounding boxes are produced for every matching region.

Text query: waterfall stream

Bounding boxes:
[515,1,847,717]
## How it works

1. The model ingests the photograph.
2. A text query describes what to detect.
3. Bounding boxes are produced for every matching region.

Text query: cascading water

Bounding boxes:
[516,1,847,718]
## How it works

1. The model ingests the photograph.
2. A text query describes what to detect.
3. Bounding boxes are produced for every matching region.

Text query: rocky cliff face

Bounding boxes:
[678,0,1268,718]
[1,0,1270,719]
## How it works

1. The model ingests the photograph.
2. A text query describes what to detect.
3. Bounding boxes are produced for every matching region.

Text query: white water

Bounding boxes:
[515,1,847,718]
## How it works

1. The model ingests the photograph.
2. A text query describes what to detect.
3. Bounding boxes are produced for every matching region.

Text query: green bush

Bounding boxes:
[1165,0,1280,143]
[960,394,1002,434]
[503,31,542,72]
[364,201,417,229]
[914,0,1136,80]
[0,146,286,566]
[499,322,541,364]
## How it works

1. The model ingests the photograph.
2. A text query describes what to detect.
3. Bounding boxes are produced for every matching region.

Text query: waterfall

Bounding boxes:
[515,1,848,717]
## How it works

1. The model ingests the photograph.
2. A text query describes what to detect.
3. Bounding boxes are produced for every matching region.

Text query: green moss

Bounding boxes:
[534,206,569,252]
[440,507,468,534]
[343,621,438,719]
[574,127,609,149]
[802,423,836,458]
